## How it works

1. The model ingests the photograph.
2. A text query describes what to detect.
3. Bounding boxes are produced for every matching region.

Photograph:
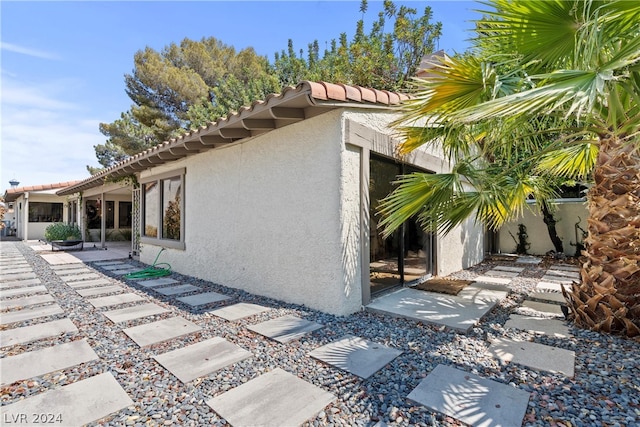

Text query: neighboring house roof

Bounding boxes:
[57,81,410,195]
[4,181,81,202]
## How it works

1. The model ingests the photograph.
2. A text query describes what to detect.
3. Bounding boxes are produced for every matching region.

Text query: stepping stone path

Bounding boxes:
[2,284,48,298]
[0,339,99,385]
[309,334,402,379]
[207,368,336,426]
[136,277,179,288]
[248,314,323,343]
[1,278,41,289]
[0,293,55,310]
[66,278,113,289]
[154,337,251,383]
[1,303,65,325]
[103,302,170,323]
[88,293,145,308]
[1,373,133,426]
[123,316,201,347]
[177,291,230,307]
[407,364,530,427]
[487,337,575,377]
[505,314,571,338]
[154,284,201,296]
[76,284,124,297]
[0,318,78,346]
[63,272,102,282]
[208,302,269,320]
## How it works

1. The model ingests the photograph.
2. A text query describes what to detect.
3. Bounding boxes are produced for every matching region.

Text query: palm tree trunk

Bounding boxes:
[564,136,640,339]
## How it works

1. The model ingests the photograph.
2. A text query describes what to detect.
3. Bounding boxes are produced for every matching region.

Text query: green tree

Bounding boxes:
[380,0,640,338]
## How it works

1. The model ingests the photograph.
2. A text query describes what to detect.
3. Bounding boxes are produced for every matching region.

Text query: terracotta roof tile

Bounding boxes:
[3,180,82,201]
[321,82,347,101]
[356,86,377,103]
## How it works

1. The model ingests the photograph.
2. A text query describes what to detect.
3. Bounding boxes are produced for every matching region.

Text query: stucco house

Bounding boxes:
[3,181,80,240]
[56,81,486,316]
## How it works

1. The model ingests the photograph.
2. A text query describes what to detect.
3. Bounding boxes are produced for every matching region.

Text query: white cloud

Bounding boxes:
[1,77,103,191]
[0,42,61,60]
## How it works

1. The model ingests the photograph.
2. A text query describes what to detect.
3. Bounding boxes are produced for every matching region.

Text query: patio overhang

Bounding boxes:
[57,81,409,196]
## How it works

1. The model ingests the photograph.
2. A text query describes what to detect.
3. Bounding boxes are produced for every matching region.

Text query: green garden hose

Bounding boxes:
[124,248,172,279]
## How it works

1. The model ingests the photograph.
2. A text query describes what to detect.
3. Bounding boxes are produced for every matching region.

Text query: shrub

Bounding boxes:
[45,223,81,241]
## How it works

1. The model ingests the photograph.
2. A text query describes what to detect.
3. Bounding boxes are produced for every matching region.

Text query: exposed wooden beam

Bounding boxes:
[271,107,305,120]
[168,146,190,156]
[199,134,228,146]
[157,151,183,161]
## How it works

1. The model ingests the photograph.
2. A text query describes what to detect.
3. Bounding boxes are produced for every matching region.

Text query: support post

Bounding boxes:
[100,193,106,249]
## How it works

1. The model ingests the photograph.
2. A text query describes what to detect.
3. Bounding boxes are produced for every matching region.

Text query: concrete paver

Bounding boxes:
[0,373,133,426]
[76,285,124,298]
[484,270,520,278]
[154,284,201,296]
[0,339,99,385]
[488,337,575,377]
[99,263,131,270]
[50,263,85,270]
[0,303,65,325]
[0,272,37,282]
[529,291,566,304]
[504,314,571,338]
[536,281,570,293]
[366,284,508,334]
[309,335,402,379]
[103,302,170,323]
[40,252,82,265]
[1,285,48,298]
[541,274,575,284]
[112,268,140,275]
[0,294,55,310]
[248,315,323,343]
[0,266,32,274]
[0,278,41,289]
[546,269,580,279]
[207,368,336,427]
[135,278,179,288]
[0,318,78,347]
[208,302,270,320]
[53,268,93,276]
[63,273,102,282]
[407,364,530,427]
[154,337,251,383]
[520,300,564,317]
[123,316,202,347]
[176,291,230,308]
[66,278,113,289]
[94,260,129,266]
[516,256,542,264]
[473,275,512,285]
[88,293,145,308]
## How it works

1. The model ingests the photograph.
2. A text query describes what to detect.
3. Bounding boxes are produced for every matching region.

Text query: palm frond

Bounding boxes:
[536,141,599,180]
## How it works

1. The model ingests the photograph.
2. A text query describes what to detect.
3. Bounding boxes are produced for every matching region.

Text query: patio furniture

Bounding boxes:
[51,240,84,251]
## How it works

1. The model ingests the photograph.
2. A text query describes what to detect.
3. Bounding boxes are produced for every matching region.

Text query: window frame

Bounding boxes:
[140,168,185,250]
[28,202,63,223]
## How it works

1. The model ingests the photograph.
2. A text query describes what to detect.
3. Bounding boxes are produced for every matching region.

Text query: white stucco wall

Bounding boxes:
[12,192,69,240]
[140,109,360,315]
[498,200,588,256]
[437,216,485,276]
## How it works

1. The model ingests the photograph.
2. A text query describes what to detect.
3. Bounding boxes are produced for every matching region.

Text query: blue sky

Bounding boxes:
[1,1,479,191]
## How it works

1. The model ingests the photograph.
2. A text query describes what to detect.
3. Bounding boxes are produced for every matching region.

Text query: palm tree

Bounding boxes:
[380,0,640,338]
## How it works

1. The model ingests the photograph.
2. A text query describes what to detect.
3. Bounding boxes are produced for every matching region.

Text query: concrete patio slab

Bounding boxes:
[176,291,230,307]
[0,278,41,289]
[103,302,170,323]
[1,285,48,298]
[76,285,124,298]
[0,294,55,310]
[207,368,336,427]
[0,303,64,325]
[154,337,251,383]
[504,314,571,338]
[0,272,37,282]
[0,372,133,426]
[248,315,323,343]
[488,337,575,377]
[123,316,202,347]
[407,364,530,427]
[63,272,102,282]
[207,302,270,320]
[309,335,402,379]
[0,318,78,347]
[0,339,99,385]
[135,277,179,288]
[536,281,570,293]
[520,300,564,317]
[155,284,201,296]
[66,278,113,289]
[366,284,508,334]
[473,275,513,285]
[88,293,145,308]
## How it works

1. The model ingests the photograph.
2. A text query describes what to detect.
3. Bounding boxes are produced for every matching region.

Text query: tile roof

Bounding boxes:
[4,181,82,202]
[58,81,410,195]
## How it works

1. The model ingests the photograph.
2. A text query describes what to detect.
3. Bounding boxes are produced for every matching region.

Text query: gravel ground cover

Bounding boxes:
[1,241,639,427]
